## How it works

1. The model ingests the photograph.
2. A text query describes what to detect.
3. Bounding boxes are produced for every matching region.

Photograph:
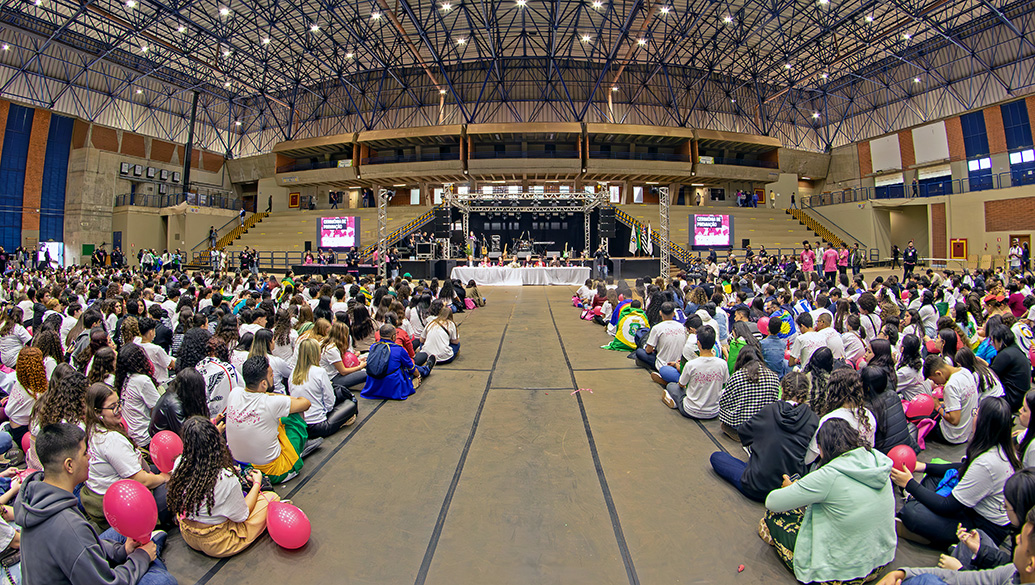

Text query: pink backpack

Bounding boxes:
[464,298,476,310]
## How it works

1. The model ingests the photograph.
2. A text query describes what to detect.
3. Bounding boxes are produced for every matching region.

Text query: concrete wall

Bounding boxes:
[227,153,275,184]
[111,206,238,264]
[826,144,862,186]
[778,148,829,179]
[110,208,164,263]
[764,173,799,209]
[890,205,931,257]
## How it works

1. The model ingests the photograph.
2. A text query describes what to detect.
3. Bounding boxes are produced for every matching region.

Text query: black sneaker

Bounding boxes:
[426,355,437,372]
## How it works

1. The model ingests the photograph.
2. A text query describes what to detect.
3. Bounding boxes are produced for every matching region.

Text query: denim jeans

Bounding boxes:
[634,348,657,371]
[0,431,12,456]
[903,575,951,585]
[709,452,765,503]
[658,365,680,384]
[98,528,176,585]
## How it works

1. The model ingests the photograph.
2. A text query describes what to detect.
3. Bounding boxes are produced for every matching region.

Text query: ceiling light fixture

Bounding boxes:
[660,5,670,13]
[812,112,820,119]
[177,25,186,32]
[223,49,231,56]
[730,98,736,103]
[722,15,732,23]
[611,86,619,91]
[637,38,647,45]
[346,51,354,58]
[913,77,921,83]
[441,2,451,9]
[218,7,229,16]
[784,62,792,69]
[136,88,143,94]
[581,34,591,42]
[1,44,8,51]
[310,23,319,31]
[902,33,911,39]
[518,0,527,6]
[235,120,241,126]
[126,0,136,7]
[262,37,270,44]
[224,81,231,87]
[591,0,602,7]
[865,14,873,21]
[440,89,447,94]
[456,37,466,44]
[371,11,382,19]
[820,72,829,79]
[140,44,148,52]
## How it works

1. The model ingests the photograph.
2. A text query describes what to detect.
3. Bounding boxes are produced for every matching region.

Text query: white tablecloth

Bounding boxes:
[450,266,591,286]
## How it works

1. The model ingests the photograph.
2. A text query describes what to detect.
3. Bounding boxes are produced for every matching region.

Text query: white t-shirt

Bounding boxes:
[272,330,299,364]
[677,356,729,418]
[122,374,160,447]
[860,313,883,342]
[0,325,31,367]
[196,357,242,416]
[896,366,929,401]
[807,407,877,463]
[817,327,846,360]
[331,301,349,315]
[85,428,144,494]
[16,300,33,323]
[225,387,292,466]
[289,365,336,425]
[231,349,249,372]
[681,334,699,360]
[320,345,346,379]
[4,380,36,426]
[422,321,458,361]
[645,320,688,370]
[940,368,979,444]
[139,341,173,386]
[239,323,263,337]
[953,446,1014,526]
[184,468,249,525]
[791,331,827,368]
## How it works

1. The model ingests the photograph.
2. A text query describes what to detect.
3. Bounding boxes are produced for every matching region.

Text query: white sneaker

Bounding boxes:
[661,392,677,409]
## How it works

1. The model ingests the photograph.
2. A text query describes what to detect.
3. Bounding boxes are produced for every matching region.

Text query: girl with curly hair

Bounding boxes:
[170,417,280,557]
[176,328,212,372]
[86,346,116,386]
[214,314,240,348]
[31,329,64,378]
[805,367,875,464]
[80,382,170,531]
[27,366,86,469]
[118,315,140,348]
[114,343,159,449]
[6,347,48,446]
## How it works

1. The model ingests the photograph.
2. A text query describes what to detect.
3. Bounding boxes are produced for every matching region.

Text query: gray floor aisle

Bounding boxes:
[164,286,955,585]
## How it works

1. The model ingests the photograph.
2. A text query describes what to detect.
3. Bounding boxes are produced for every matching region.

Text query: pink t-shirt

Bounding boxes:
[838,248,849,267]
[801,249,815,271]
[822,249,839,272]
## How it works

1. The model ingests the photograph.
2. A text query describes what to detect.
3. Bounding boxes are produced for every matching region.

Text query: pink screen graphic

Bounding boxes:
[693,214,731,247]
[319,217,357,248]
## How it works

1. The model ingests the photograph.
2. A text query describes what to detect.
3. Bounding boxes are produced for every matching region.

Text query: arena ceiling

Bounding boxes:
[0,0,1031,158]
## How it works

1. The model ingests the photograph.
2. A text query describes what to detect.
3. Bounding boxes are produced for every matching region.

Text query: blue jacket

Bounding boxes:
[361,342,417,400]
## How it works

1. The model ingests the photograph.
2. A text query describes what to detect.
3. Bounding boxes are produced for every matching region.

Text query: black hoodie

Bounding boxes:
[14,471,151,585]
[738,400,819,501]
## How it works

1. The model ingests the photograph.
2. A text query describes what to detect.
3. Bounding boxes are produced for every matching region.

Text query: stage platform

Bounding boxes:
[450,266,591,286]
[290,257,667,281]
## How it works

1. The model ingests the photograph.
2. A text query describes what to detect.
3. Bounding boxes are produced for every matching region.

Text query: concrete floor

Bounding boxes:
[165,285,964,585]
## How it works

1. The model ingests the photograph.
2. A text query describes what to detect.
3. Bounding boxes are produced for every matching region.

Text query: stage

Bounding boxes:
[290,257,667,281]
[450,266,591,286]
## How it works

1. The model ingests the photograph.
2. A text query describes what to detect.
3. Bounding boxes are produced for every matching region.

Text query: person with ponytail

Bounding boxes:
[169,416,281,558]
[114,343,160,449]
[0,306,30,368]
[894,397,1021,548]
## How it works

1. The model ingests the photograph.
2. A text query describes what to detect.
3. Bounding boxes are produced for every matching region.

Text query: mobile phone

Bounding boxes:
[788,473,801,482]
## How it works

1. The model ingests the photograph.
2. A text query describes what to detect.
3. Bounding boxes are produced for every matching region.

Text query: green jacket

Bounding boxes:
[766,447,896,583]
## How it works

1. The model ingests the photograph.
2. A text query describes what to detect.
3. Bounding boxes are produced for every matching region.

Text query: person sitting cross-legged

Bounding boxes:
[15,422,176,585]
[635,302,688,385]
[225,356,314,484]
[662,325,729,419]
[362,324,433,401]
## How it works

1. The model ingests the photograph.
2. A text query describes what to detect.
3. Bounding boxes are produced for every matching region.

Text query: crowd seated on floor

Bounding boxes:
[575,256,1035,584]
[0,260,484,582]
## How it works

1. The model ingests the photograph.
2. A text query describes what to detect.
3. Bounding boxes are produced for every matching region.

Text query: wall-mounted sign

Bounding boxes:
[120,162,131,175]
[146,167,156,179]
[698,156,714,164]
[337,160,353,168]
[133,165,144,177]
[160,169,170,181]
[172,172,181,183]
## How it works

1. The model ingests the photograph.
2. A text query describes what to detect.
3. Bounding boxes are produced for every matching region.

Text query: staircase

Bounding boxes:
[356,207,439,261]
[188,212,269,267]
[610,205,694,273]
[786,209,845,248]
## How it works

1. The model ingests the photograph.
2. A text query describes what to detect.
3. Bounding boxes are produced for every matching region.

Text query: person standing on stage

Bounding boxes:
[594,245,610,279]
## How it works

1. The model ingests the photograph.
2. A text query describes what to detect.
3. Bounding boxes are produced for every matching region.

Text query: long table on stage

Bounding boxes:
[450,266,591,286]
[292,264,373,276]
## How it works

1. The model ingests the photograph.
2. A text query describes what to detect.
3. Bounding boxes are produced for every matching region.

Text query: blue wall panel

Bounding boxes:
[39,115,73,242]
[0,105,33,251]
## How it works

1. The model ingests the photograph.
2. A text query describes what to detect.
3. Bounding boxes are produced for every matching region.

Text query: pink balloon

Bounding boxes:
[757,317,770,336]
[906,394,936,418]
[931,386,944,400]
[148,431,183,474]
[888,444,917,473]
[103,479,157,544]
[267,501,311,550]
[20,433,30,454]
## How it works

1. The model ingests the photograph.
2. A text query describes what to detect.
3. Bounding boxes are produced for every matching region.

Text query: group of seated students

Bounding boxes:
[577,262,1035,584]
[0,261,480,583]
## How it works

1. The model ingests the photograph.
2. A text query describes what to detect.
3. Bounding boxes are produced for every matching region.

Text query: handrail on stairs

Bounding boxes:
[191,215,240,252]
[798,203,866,247]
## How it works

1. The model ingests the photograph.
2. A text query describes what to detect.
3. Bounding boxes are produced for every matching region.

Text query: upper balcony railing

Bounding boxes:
[114,192,242,210]
[697,156,779,169]
[468,150,579,159]
[808,169,1035,207]
[361,152,462,165]
[588,151,691,162]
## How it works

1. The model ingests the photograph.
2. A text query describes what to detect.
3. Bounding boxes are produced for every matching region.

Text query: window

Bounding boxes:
[1001,101,1034,150]
[1009,149,1035,165]
[959,111,990,157]
[1011,148,1035,186]
[967,157,992,171]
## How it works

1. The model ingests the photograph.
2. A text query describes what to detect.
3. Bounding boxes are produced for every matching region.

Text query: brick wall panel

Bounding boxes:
[201,151,224,172]
[90,126,118,152]
[119,132,146,157]
[931,203,946,259]
[984,106,1007,154]
[21,110,50,231]
[71,119,89,149]
[945,117,965,160]
[985,197,1035,232]
[151,140,176,163]
[858,141,872,176]
[899,130,916,168]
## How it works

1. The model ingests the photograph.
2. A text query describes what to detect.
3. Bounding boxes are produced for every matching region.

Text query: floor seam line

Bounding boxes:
[413,301,516,585]
[545,292,640,585]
